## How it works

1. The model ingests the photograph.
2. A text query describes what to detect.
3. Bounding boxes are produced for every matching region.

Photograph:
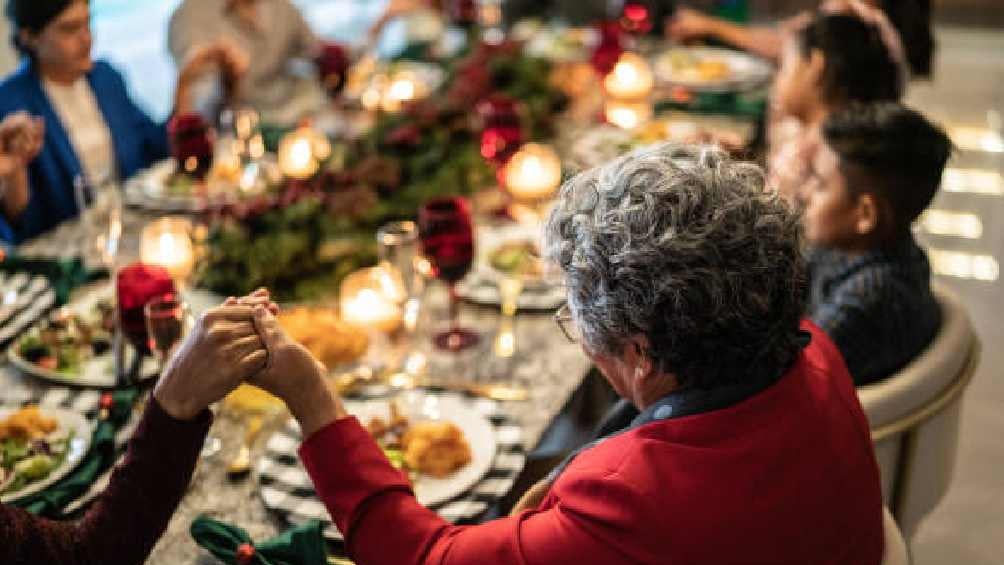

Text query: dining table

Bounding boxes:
[2,206,596,564]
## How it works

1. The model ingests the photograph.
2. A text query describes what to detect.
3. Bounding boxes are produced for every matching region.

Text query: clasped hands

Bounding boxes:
[153,289,347,437]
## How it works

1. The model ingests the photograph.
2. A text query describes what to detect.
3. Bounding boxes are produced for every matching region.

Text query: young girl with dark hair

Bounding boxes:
[769,11,905,202]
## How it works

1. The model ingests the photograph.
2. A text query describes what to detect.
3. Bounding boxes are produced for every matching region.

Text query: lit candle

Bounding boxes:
[381,70,429,113]
[277,125,330,180]
[141,217,195,282]
[603,52,654,101]
[605,99,653,130]
[340,266,406,334]
[504,143,563,203]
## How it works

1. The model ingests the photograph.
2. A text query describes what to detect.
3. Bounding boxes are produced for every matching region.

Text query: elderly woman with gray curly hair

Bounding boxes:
[242,143,887,565]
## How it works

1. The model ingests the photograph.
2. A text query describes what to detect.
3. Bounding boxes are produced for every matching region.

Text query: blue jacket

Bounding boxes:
[0,59,169,244]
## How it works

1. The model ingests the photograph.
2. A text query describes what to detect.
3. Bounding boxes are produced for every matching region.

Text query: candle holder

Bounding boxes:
[277,124,330,180]
[604,99,654,130]
[601,51,656,131]
[502,143,563,223]
[140,217,196,285]
[340,266,407,335]
[603,52,654,101]
[168,113,214,181]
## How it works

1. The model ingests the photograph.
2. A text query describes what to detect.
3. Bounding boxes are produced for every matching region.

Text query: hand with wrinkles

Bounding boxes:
[153,292,275,421]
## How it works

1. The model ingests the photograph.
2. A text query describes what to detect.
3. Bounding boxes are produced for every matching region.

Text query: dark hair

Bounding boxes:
[822,102,951,232]
[881,0,935,78]
[798,13,903,105]
[6,0,75,56]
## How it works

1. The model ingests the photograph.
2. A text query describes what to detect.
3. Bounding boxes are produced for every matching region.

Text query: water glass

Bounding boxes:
[73,176,123,272]
[378,221,424,331]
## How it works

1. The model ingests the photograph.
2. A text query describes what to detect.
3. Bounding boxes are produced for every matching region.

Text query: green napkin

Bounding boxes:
[655,91,767,120]
[191,515,330,565]
[12,388,140,517]
[0,255,94,305]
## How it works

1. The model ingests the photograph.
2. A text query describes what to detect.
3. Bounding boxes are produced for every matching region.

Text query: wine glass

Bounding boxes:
[418,197,479,352]
[144,294,220,456]
[73,175,123,273]
[143,293,189,370]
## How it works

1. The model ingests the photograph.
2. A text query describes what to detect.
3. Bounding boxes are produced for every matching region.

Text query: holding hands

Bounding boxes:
[154,289,345,437]
[0,112,45,171]
[0,112,45,218]
[175,40,251,115]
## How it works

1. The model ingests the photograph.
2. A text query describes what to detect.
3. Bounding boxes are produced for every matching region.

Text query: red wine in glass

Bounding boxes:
[419,197,480,352]
[144,294,186,366]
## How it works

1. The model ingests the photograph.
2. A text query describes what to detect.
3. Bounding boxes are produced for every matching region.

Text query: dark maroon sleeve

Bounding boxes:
[0,394,211,565]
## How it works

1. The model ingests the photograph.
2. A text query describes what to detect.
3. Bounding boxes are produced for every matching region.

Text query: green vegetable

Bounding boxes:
[14,454,56,481]
[383,447,406,470]
[1,438,29,469]
[18,332,50,361]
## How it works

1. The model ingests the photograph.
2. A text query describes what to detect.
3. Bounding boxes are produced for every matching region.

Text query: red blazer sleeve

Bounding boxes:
[299,417,644,565]
[0,395,211,565]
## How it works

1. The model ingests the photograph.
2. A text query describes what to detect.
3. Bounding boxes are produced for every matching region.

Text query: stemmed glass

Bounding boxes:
[377,221,424,332]
[144,294,220,455]
[418,197,479,352]
[143,294,189,371]
[73,175,122,273]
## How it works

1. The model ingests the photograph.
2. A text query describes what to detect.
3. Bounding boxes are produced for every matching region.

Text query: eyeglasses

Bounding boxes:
[554,304,581,344]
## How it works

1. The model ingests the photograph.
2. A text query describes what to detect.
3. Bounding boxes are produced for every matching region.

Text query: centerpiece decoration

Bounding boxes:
[197,40,568,302]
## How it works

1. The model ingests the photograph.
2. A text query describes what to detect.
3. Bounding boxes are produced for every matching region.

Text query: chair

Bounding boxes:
[857,285,980,542]
[882,506,910,565]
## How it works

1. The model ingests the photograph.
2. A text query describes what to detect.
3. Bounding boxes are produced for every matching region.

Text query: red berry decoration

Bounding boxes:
[235,543,256,565]
[99,393,114,411]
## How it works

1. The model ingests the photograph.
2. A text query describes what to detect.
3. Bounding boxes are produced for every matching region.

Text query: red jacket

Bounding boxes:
[300,321,884,565]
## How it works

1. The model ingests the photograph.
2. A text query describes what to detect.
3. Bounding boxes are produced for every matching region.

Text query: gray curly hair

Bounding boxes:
[544,143,808,389]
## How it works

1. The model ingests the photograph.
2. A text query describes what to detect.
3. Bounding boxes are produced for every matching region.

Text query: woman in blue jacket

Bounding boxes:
[0,0,243,244]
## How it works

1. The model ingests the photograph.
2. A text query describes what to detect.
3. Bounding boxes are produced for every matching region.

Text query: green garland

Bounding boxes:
[197,41,568,302]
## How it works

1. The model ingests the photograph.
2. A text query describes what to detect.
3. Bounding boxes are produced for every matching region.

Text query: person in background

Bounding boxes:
[667,0,934,79]
[0,291,276,565]
[0,0,240,244]
[0,112,44,226]
[800,102,950,386]
[247,144,886,564]
[768,10,903,203]
[169,0,326,126]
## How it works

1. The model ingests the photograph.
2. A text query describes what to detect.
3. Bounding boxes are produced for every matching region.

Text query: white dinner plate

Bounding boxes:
[0,406,92,504]
[338,391,498,508]
[8,286,159,389]
[653,46,773,92]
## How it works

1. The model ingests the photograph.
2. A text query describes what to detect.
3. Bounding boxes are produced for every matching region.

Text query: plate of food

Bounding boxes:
[124,159,276,213]
[348,392,496,508]
[0,405,91,504]
[8,287,159,388]
[653,47,772,92]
